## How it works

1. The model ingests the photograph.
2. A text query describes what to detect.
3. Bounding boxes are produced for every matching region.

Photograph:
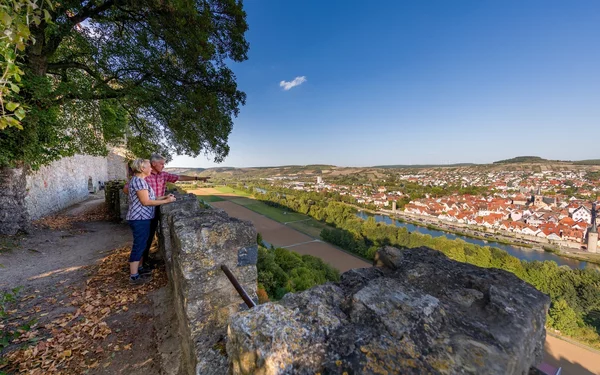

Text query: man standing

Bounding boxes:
[127,153,210,269]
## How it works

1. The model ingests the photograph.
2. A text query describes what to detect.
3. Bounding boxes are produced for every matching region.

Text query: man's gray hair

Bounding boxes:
[150,153,166,164]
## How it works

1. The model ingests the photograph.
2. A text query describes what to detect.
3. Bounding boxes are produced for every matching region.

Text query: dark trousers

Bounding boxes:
[128,220,151,262]
[142,215,160,265]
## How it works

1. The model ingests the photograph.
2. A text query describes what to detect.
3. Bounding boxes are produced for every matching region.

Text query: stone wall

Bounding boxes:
[158,193,258,375]
[0,167,29,235]
[104,180,128,222]
[0,150,128,234]
[106,147,129,181]
[24,155,109,220]
[227,246,550,375]
[156,200,551,375]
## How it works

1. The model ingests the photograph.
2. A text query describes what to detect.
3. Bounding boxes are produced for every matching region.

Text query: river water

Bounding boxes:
[356,212,593,270]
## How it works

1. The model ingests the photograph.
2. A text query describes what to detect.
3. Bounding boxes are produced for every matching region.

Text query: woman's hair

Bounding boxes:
[130,158,149,173]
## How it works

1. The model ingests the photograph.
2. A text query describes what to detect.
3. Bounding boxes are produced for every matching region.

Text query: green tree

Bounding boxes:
[549,299,579,335]
[1,0,249,168]
[0,0,53,130]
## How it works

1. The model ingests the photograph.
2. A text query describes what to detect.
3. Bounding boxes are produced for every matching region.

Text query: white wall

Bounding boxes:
[25,155,108,220]
[106,150,128,181]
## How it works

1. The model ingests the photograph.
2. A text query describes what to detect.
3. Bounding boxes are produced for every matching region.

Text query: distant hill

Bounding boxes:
[165,164,338,179]
[165,158,600,180]
[164,167,207,175]
[493,156,600,165]
[573,159,600,166]
[493,156,551,164]
[374,163,476,169]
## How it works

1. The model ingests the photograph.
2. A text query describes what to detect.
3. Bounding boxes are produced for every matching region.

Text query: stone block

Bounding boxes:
[0,167,29,235]
[227,246,550,375]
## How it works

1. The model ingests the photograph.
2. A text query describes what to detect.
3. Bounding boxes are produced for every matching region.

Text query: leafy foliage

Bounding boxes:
[1,0,249,168]
[0,0,53,130]
[256,246,340,300]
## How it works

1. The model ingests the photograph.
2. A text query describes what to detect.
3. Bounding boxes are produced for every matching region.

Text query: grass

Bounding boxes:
[287,219,330,239]
[229,197,258,206]
[196,195,225,202]
[0,235,22,253]
[243,201,307,223]
[214,186,253,197]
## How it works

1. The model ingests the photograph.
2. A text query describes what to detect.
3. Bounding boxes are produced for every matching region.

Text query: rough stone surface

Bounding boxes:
[227,246,550,375]
[105,180,128,222]
[158,193,258,375]
[0,151,128,234]
[0,166,29,235]
[106,146,129,181]
[25,155,109,220]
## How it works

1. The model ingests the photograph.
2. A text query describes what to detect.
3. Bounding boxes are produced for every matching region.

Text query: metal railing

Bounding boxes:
[220,265,256,308]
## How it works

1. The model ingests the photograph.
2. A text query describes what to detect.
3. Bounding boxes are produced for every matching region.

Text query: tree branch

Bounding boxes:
[56,89,126,105]
[69,0,118,25]
[47,61,104,81]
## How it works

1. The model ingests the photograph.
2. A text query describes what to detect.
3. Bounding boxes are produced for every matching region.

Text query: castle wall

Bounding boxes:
[0,167,29,235]
[106,147,129,181]
[25,155,109,220]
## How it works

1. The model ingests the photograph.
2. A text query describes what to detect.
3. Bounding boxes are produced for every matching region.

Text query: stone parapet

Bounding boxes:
[227,246,550,375]
[104,180,127,222]
[158,193,258,375]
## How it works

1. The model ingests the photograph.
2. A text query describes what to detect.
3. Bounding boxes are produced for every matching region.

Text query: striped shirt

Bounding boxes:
[126,176,156,220]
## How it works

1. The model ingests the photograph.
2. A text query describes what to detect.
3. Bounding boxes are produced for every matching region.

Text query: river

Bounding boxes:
[356,212,593,270]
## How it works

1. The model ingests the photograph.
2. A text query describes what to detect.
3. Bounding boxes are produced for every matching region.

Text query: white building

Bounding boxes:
[572,206,592,224]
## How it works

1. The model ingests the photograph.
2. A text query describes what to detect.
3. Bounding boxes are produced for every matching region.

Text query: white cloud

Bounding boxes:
[279,76,307,90]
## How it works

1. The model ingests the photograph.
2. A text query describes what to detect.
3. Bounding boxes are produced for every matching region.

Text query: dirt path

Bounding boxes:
[544,334,600,375]
[0,197,164,375]
[0,195,132,289]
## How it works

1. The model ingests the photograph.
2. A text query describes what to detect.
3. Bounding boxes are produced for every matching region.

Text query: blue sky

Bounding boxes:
[170,0,600,168]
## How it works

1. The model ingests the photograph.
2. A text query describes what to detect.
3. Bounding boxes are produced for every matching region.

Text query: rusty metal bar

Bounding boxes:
[220,265,256,308]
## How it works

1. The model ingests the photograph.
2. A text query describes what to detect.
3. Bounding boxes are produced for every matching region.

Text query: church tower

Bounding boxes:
[588,202,598,253]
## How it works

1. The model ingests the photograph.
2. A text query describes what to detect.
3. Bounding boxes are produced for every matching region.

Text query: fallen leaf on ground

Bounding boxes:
[1,245,166,374]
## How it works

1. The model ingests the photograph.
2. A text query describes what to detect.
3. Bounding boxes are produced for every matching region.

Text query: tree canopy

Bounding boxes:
[0,0,248,168]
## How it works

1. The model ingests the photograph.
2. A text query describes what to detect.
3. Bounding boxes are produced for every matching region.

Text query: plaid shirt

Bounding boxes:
[146,171,179,197]
[126,176,156,220]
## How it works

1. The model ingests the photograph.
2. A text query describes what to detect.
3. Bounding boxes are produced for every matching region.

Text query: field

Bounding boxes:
[228,197,259,206]
[214,186,253,197]
[186,187,332,240]
[196,195,225,202]
[242,201,308,223]
[287,219,329,239]
[209,200,370,273]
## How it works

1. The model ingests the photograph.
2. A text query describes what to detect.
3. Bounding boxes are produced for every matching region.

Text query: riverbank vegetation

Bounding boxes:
[234,184,600,349]
[256,245,340,301]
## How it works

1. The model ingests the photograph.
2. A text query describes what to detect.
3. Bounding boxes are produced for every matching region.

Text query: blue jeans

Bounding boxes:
[128,220,152,262]
[142,214,160,264]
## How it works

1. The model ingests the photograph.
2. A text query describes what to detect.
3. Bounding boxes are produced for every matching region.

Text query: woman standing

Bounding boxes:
[126,158,176,285]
